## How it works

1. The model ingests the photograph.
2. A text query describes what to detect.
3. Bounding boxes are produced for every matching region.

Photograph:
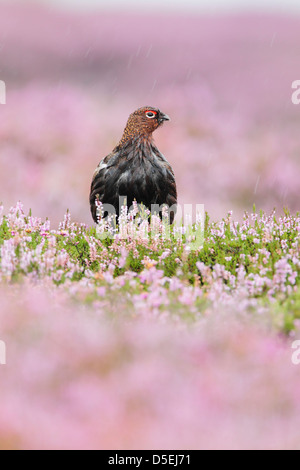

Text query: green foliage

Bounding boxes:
[0,218,10,245]
[0,208,299,332]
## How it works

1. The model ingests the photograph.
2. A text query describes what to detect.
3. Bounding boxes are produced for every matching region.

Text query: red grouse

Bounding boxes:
[90,106,177,223]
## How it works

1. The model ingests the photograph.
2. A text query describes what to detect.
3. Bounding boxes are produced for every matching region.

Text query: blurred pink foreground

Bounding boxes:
[1,284,300,450]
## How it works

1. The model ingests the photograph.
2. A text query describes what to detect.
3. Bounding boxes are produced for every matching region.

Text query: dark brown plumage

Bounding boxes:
[90,106,177,224]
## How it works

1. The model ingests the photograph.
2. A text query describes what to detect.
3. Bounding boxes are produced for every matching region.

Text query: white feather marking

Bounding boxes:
[94,161,108,177]
[99,162,108,171]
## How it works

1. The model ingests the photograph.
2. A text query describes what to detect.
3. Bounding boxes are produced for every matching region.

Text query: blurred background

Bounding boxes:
[0,0,299,225]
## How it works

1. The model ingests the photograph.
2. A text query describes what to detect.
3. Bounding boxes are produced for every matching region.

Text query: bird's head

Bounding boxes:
[124,106,170,140]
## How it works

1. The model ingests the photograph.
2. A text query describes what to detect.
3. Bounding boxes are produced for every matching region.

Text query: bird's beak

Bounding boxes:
[159,112,170,123]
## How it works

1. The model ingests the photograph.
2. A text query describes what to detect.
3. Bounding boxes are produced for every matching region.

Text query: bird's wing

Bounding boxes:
[92,153,112,178]
[90,152,116,222]
[151,146,177,196]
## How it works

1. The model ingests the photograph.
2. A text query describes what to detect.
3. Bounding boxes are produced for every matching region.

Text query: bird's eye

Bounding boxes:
[146,111,156,119]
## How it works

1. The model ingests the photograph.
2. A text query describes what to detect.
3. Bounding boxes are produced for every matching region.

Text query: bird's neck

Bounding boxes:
[116,130,154,150]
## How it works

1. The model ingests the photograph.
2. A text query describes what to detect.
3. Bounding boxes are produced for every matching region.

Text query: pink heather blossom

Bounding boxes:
[0,239,17,279]
[0,205,4,225]
[159,250,172,261]
[288,272,297,285]
[118,247,128,269]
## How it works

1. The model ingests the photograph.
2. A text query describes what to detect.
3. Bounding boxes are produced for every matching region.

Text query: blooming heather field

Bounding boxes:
[0,203,299,449]
[0,3,300,450]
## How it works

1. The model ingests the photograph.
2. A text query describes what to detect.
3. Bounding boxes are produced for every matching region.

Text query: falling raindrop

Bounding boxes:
[270,33,277,48]
[0,80,6,105]
[127,54,133,69]
[85,47,92,58]
[151,79,157,92]
[254,176,260,195]
[186,68,192,81]
[146,44,152,58]
[136,45,141,57]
